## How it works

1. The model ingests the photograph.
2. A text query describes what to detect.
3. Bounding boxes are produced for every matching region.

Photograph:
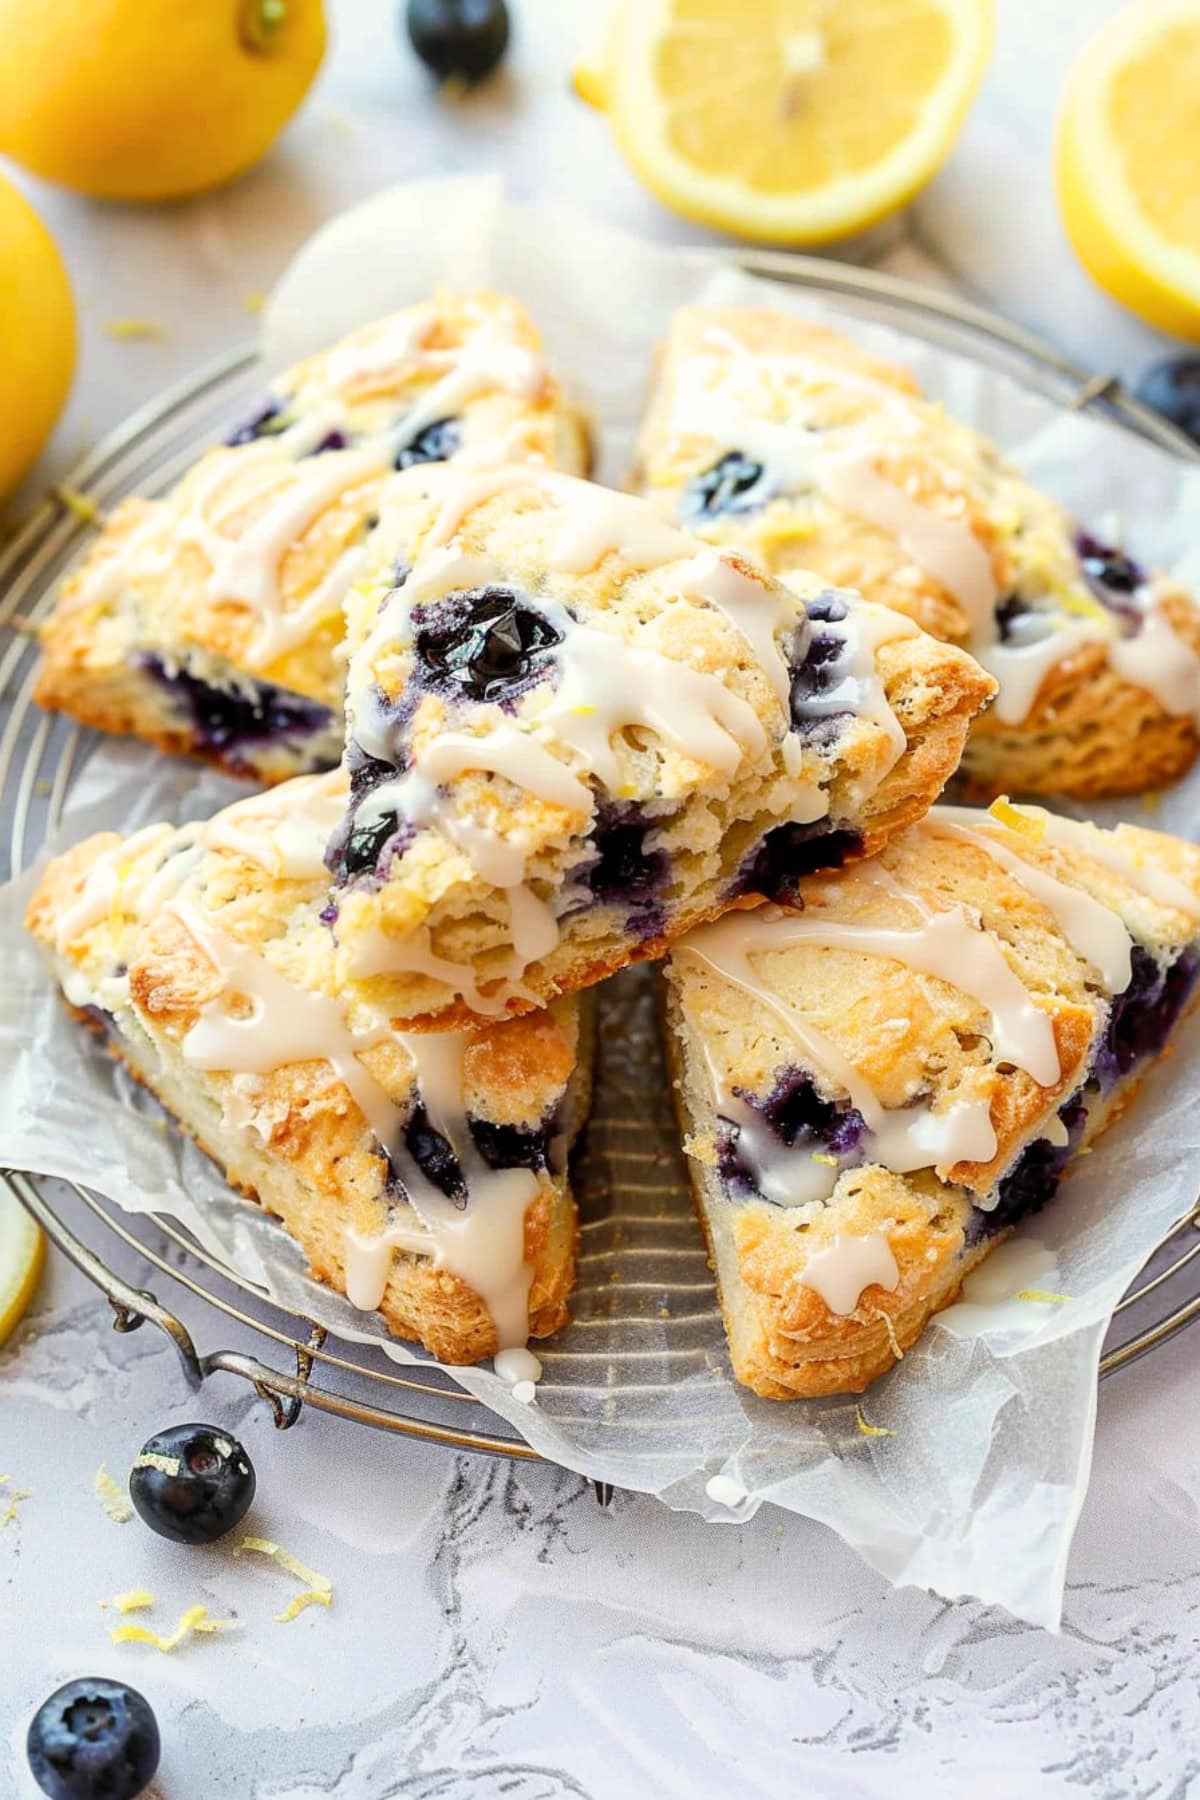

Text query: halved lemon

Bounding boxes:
[575,0,994,245]
[1056,3,1200,340]
[0,1188,45,1347]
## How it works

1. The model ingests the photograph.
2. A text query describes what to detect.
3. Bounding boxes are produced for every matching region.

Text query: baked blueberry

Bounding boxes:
[396,416,461,469]
[1075,531,1144,596]
[404,0,510,82]
[140,656,335,761]
[128,1423,255,1545]
[27,1678,160,1800]
[225,394,288,448]
[416,586,561,703]
[1136,355,1200,445]
[680,451,768,521]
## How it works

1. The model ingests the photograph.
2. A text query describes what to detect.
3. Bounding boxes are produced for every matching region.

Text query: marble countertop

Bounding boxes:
[5,2,1200,1795]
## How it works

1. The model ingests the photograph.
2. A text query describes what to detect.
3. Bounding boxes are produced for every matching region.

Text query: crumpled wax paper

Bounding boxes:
[4,178,1200,1628]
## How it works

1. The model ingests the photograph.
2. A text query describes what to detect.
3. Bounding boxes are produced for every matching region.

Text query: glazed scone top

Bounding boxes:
[331,460,990,1022]
[671,801,1200,1218]
[28,775,581,1350]
[636,305,1200,732]
[45,292,588,710]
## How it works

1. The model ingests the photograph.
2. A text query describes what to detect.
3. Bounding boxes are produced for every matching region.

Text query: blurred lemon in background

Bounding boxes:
[1056,3,1200,341]
[0,176,74,500]
[575,0,993,245]
[0,1188,44,1346]
[0,0,326,202]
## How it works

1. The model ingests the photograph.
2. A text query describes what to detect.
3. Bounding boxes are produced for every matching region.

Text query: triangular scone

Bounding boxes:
[664,803,1200,1398]
[34,292,589,785]
[26,775,590,1365]
[328,463,995,1028]
[634,306,1200,800]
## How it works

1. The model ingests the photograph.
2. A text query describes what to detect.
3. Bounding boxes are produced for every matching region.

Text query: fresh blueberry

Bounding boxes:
[404,0,510,83]
[128,1424,255,1546]
[680,451,768,522]
[994,593,1029,642]
[1135,355,1200,445]
[27,1679,160,1800]
[416,586,561,703]
[396,416,461,469]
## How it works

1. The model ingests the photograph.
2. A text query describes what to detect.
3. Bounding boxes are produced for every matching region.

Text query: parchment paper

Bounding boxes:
[4,179,1200,1628]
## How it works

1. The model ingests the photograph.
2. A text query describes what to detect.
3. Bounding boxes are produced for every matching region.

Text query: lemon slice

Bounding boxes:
[576,0,993,245]
[0,1188,45,1346]
[1056,3,1200,340]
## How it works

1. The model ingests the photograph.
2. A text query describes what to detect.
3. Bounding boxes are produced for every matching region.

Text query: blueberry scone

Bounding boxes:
[26,773,591,1365]
[635,306,1200,800]
[34,292,589,784]
[665,801,1200,1397]
[329,461,995,1029]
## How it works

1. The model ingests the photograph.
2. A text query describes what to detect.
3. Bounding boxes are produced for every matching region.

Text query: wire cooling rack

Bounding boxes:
[3,253,1200,1477]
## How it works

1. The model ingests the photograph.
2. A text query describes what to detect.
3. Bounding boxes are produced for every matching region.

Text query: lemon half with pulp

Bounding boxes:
[1056,2,1200,340]
[577,0,994,245]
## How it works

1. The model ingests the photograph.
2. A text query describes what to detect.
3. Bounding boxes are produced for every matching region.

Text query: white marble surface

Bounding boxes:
[5,1,1200,1795]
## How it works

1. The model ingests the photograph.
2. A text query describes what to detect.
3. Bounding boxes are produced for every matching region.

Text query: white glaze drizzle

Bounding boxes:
[164,897,545,1350]
[177,447,386,669]
[53,825,176,951]
[204,771,346,882]
[706,899,1061,1086]
[1109,601,1200,720]
[799,1232,900,1315]
[818,449,998,634]
[668,325,1200,731]
[1033,810,1200,921]
[973,617,1106,726]
[681,911,1000,1182]
[927,806,1133,993]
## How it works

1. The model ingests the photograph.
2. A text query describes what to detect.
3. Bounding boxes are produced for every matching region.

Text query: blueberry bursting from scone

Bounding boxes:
[33,292,590,786]
[665,803,1200,1399]
[324,462,995,1031]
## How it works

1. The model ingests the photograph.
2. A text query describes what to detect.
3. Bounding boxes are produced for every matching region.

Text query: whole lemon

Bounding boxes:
[0,0,326,202]
[0,175,75,499]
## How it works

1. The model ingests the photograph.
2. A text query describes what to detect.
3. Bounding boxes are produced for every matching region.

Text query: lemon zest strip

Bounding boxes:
[104,317,166,343]
[855,1405,896,1439]
[94,1465,132,1524]
[111,1604,240,1651]
[235,1536,333,1623]
[106,1588,154,1614]
[987,797,1045,841]
[53,485,106,528]
[1016,1289,1071,1304]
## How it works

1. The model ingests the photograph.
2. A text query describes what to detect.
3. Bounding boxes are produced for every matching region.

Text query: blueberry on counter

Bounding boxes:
[27,1679,160,1800]
[404,0,510,83]
[128,1423,255,1546]
[1135,355,1200,444]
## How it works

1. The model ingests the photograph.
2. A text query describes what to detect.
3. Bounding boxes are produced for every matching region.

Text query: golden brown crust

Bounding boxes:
[635,304,1200,800]
[665,806,1200,1397]
[34,292,589,783]
[27,801,588,1364]
[332,464,994,1028]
